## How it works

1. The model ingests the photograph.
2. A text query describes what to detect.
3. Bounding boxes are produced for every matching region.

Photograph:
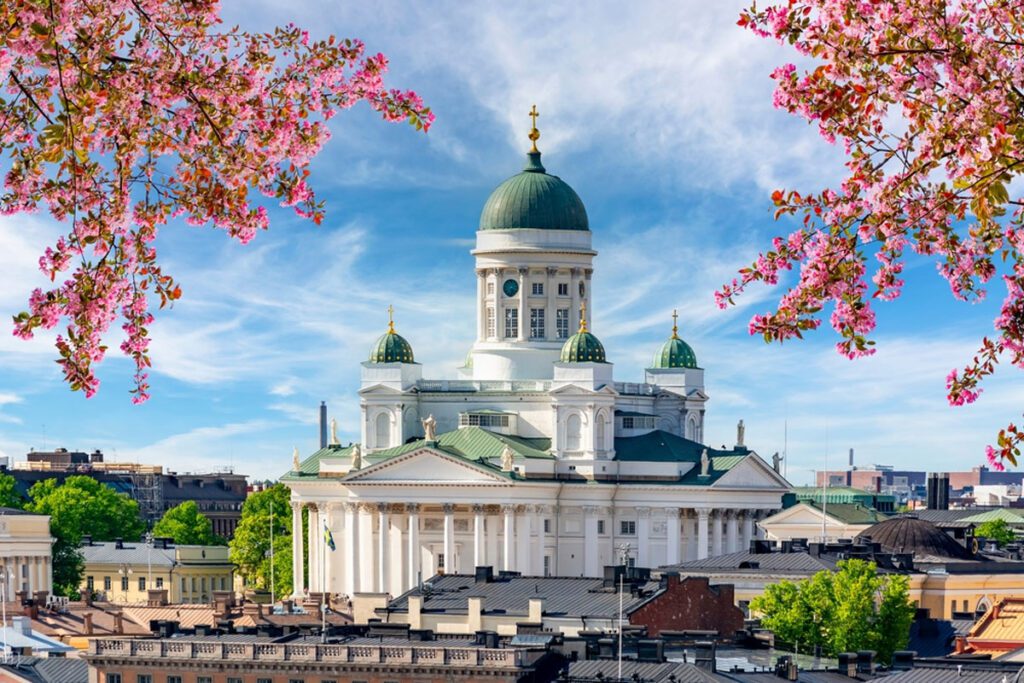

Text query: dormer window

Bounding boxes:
[616,411,657,435]
[458,411,517,435]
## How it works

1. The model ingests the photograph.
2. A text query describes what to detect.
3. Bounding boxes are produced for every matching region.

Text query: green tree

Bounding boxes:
[0,474,24,509]
[26,476,145,597]
[152,501,223,546]
[229,484,292,596]
[751,559,915,661]
[975,519,1017,546]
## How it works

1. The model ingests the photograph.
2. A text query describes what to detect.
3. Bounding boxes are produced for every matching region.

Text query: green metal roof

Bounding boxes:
[560,330,607,363]
[369,330,415,364]
[791,486,897,506]
[960,508,1024,525]
[279,444,354,481]
[804,502,891,525]
[479,151,589,231]
[369,427,554,465]
[614,430,749,484]
[652,336,698,369]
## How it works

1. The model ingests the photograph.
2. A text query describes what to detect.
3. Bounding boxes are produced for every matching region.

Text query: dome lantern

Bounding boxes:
[368,305,415,364]
[652,309,698,369]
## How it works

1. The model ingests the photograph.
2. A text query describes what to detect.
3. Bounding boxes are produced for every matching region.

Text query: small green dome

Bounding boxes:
[369,324,415,364]
[560,331,607,363]
[479,151,589,231]
[651,313,697,368]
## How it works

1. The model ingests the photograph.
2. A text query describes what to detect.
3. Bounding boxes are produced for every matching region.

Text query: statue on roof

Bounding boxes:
[330,418,340,446]
[500,445,515,472]
[737,419,745,448]
[422,414,437,442]
[772,451,783,473]
[351,444,362,471]
[700,448,710,477]
[292,446,300,472]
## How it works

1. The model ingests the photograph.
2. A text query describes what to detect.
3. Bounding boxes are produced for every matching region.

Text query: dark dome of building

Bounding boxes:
[856,517,973,560]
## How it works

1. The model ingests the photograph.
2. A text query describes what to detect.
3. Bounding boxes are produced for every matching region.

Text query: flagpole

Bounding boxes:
[321,521,328,643]
[269,507,275,607]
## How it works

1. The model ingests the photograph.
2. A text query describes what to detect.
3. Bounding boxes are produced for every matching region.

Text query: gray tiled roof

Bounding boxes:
[662,551,838,575]
[883,665,1021,682]
[906,618,974,658]
[80,541,178,566]
[566,660,720,682]
[386,573,664,620]
[1,657,88,683]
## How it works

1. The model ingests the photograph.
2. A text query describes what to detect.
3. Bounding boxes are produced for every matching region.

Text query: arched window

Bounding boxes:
[686,415,698,441]
[375,413,391,449]
[566,414,582,452]
[595,410,608,452]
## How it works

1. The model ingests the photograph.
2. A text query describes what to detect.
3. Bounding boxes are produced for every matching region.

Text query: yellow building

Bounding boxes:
[79,537,233,604]
[0,508,53,596]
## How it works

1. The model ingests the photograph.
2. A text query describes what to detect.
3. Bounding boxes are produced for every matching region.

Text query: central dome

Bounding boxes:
[479,151,589,231]
[856,517,973,560]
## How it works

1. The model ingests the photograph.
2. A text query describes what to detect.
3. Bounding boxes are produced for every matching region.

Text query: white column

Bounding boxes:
[487,510,500,569]
[711,510,724,557]
[697,508,710,560]
[517,267,528,342]
[637,507,652,568]
[583,506,600,577]
[502,505,515,571]
[377,504,389,592]
[741,511,754,551]
[407,504,421,590]
[307,504,320,592]
[494,268,504,341]
[726,510,740,554]
[517,506,532,574]
[291,502,305,598]
[443,504,455,574]
[546,267,557,340]
[533,506,546,576]
[477,269,486,341]
[570,267,581,331]
[343,503,359,596]
[358,505,375,592]
[389,513,404,596]
[321,503,335,594]
[684,511,697,561]
[755,511,767,540]
[473,505,486,568]
[666,508,681,566]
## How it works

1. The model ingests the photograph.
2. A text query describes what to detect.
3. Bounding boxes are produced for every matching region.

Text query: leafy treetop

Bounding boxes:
[152,500,223,546]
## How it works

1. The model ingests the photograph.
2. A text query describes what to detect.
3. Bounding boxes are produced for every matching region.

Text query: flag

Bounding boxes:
[323,522,336,551]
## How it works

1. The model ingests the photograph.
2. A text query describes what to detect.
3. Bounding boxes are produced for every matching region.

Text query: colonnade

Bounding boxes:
[0,555,52,596]
[291,501,773,599]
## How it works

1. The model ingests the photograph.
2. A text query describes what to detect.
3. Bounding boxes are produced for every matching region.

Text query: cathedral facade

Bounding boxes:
[282,123,790,599]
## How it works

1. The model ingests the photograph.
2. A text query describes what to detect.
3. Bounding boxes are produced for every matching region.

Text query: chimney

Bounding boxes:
[848,448,854,468]
[113,612,124,635]
[475,566,494,584]
[82,612,93,635]
[147,589,168,607]
[33,591,48,608]
[694,642,716,672]
[528,597,544,623]
[467,596,484,632]
[114,538,124,549]
[856,651,876,674]
[79,588,92,606]
[11,616,32,635]
[837,652,857,677]
[281,599,293,614]
[954,635,968,654]
[319,402,328,449]
[242,602,263,619]
[22,599,38,620]
[408,595,423,630]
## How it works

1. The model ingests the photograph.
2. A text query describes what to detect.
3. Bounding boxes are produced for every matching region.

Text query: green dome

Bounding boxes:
[369,329,415,363]
[652,336,698,369]
[479,151,589,231]
[560,330,607,363]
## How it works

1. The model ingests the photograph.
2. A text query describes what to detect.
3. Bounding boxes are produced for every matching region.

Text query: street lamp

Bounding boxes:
[144,533,153,588]
[117,564,133,603]
[615,542,632,682]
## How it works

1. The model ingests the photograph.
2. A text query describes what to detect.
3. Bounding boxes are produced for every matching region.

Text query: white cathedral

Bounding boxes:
[282,116,791,599]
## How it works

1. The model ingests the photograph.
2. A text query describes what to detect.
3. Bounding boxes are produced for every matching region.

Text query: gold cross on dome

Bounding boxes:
[672,309,679,339]
[387,304,395,333]
[579,300,588,333]
[528,104,540,153]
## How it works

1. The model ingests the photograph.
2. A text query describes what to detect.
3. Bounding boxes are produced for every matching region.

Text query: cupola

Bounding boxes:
[368,307,415,364]
[560,303,607,363]
[651,310,698,369]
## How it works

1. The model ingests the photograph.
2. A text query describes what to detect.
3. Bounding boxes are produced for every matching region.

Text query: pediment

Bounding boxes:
[549,383,618,396]
[343,448,510,485]
[762,504,825,525]
[713,455,790,489]
[358,384,407,395]
[687,389,710,400]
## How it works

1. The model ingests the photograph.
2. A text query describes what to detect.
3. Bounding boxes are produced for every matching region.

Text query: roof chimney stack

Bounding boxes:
[319,402,328,449]
[849,448,854,468]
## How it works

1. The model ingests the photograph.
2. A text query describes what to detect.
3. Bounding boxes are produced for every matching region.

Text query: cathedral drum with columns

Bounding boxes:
[281,111,791,599]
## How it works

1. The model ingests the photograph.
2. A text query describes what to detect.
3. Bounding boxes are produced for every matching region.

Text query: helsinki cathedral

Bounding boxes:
[282,110,791,599]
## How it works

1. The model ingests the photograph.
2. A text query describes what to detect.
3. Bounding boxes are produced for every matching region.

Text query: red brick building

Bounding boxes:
[627,574,744,637]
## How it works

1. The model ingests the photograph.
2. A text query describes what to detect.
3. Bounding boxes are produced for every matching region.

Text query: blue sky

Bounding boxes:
[0,0,1020,483]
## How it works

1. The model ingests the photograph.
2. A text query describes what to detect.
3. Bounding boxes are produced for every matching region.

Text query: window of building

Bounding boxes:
[137,675,151,683]
[530,308,545,338]
[121,576,128,591]
[105,675,121,683]
[138,577,146,591]
[201,577,207,593]
[620,520,637,535]
[438,553,445,570]
[180,577,187,595]
[459,413,511,428]
[257,679,272,683]
[597,520,606,535]
[86,576,94,591]
[556,308,570,339]
[558,282,569,296]
[543,519,551,533]
[486,306,496,338]
[504,307,518,338]
[227,678,241,683]
[103,576,111,591]
[532,282,544,296]
[375,412,390,449]
[565,414,582,451]
[290,679,305,683]
[167,677,181,683]
[197,678,211,683]
[156,577,163,588]
[220,577,227,590]
[543,555,551,577]
[487,281,494,296]
[621,416,656,430]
